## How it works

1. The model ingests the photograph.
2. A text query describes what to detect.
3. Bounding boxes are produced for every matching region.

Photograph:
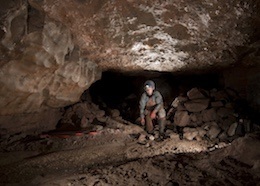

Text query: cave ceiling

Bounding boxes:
[0,0,259,114]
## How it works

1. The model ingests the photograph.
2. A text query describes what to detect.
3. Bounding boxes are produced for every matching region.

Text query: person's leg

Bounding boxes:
[158,108,166,135]
[158,117,166,135]
[145,113,154,134]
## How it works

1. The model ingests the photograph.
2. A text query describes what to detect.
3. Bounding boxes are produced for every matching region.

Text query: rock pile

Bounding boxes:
[168,87,253,142]
[59,102,106,131]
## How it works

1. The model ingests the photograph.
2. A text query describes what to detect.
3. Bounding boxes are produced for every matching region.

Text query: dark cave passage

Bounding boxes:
[87,71,223,123]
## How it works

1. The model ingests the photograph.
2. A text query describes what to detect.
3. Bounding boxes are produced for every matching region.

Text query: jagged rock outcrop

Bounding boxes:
[0,1,101,115]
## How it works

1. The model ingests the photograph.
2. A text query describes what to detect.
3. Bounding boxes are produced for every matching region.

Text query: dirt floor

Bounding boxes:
[0,117,260,186]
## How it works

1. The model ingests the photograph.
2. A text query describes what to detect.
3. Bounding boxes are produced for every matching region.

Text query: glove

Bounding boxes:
[150,111,156,119]
[141,118,145,125]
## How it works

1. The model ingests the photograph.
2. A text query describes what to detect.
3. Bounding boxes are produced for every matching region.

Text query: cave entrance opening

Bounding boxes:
[87,70,222,123]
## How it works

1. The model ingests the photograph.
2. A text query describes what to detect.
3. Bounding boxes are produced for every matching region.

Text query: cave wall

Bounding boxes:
[0,0,259,134]
[0,0,101,134]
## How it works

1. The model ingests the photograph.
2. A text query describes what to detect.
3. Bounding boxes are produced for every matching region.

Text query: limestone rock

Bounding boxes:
[218,132,228,141]
[0,17,101,115]
[169,132,179,139]
[183,128,198,141]
[190,114,197,123]
[138,134,147,143]
[96,110,105,118]
[184,99,210,112]
[207,125,221,139]
[202,108,218,122]
[227,122,238,136]
[80,116,89,128]
[196,127,207,137]
[219,116,237,131]
[94,125,104,131]
[176,104,187,111]
[174,111,190,127]
[110,109,120,118]
[97,116,107,123]
[171,96,188,108]
[187,88,207,100]
[202,122,218,131]
[195,135,203,141]
[194,113,203,125]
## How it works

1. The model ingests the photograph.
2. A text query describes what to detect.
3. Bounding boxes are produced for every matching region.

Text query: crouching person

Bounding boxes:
[139,80,166,137]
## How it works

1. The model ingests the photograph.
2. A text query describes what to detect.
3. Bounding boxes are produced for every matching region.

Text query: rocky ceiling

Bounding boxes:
[0,0,259,117]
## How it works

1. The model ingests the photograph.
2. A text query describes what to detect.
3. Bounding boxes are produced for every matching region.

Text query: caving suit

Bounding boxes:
[139,90,166,134]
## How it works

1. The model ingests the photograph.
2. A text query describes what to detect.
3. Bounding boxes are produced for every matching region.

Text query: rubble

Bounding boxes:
[0,86,259,185]
[168,87,256,142]
[227,122,238,136]
[187,88,207,100]
[184,99,210,112]
[174,111,190,127]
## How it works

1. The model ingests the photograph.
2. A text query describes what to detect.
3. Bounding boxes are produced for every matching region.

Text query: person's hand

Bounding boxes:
[150,111,156,119]
[141,118,145,125]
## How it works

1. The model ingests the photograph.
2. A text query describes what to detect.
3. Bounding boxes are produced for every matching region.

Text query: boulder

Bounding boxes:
[184,99,210,112]
[183,128,198,141]
[190,114,197,122]
[176,104,187,111]
[187,88,207,100]
[96,110,105,118]
[80,116,89,128]
[171,96,188,108]
[194,113,203,125]
[207,125,221,139]
[110,109,120,118]
[202,108,218,122]
[196,127,207,137]
[138,134,147,143]
[227,122,238,136]
[218,132,228,141]
[174,111,190,127]
[219,116,237,131]
[169,132,179,139]
[97,116,107,123]
[202,122,218,131]
[195,135,203,141]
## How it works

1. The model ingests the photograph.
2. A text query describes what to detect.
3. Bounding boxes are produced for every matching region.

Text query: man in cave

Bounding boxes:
[139,80,166,138]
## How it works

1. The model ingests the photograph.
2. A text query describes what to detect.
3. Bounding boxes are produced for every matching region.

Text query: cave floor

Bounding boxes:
[0,118,259,186]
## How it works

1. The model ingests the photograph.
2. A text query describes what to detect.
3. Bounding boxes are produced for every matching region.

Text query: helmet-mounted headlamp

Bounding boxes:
[144,80,155,90]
